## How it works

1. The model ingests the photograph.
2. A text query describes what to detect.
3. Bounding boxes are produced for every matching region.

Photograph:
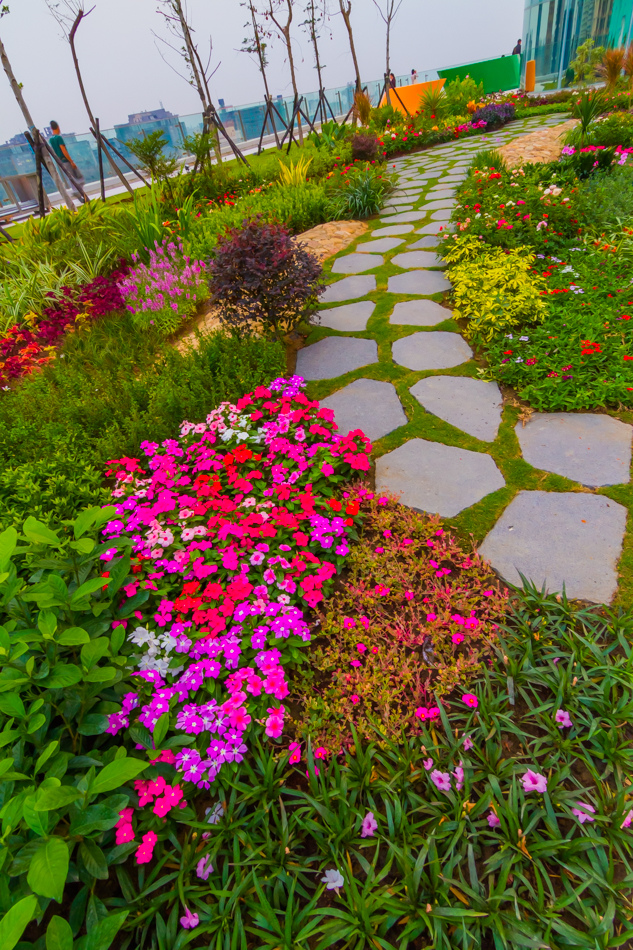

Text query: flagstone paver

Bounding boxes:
[410,376,503,441]
[331,253,384,274]
[320,378,407,441]
[379,210,427,224]
[515,413,633,487]
[376,439,505,517]
[431,208,453,221]
[321,275,376,302]
[356,237,405,253]
[317,301,376,331]
[479,492,627,603]
[392,331,472,370]
[409,236,439,249]
[296,336,378,380]
[372,224,415,237]
[389,299,452,326]
[392,251,446,269]
[387,270,451,295]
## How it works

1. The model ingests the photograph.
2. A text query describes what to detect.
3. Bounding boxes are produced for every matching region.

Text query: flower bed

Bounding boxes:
[377,105,515,158]
[103,376,371,793]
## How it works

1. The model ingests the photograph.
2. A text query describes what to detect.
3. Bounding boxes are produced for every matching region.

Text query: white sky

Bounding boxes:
[0,0,524,141]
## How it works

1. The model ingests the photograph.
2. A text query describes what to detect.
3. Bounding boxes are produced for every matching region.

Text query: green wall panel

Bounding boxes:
[438,55,521,94]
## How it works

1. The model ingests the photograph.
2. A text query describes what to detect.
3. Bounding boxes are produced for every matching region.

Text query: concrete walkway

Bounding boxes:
[297,115,631,604]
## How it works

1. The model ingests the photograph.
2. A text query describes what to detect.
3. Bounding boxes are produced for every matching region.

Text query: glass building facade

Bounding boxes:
[523,0,633,87]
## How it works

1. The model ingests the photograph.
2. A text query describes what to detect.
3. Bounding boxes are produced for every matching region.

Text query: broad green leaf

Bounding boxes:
[46,916,73,950]
[22,796,49,836]
[0,694,25,719]
[69,577,109,607]
[27,837,69,902]
[41,664,82,689]
[77,714,110,737]
[57,627,90,646]
[69,538,95,555]
[90,758,148,796]
[38,610,58,639]
[105,555,131,595]
[79,840,109,880]
[81,638,110,671]
[0,894,38,950]
[153,713,170,749]
[23,517,61,547]
[34,786,82,812]
[35,740,59,774]
[0,625,10,657]
[84,668,117,684]
[84,910,128,950]
[73,506,116,541]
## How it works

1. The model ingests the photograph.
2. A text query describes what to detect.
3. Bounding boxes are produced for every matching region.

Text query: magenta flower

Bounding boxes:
[572,802,595,824]
[360,811,378,837]
[196,855,213,880]
[521,770,547,794]
[487,812,501,828]
[423,757,433,770]
[463,736,474,751]
[621,809,633,829]
[288,742,301,764]
[430,769,451,792]
[555,709,572,729]
[180,907,199,930]
[461,693,478,709]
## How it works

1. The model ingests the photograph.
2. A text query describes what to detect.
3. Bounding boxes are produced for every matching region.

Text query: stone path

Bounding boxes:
[299,114,631,604]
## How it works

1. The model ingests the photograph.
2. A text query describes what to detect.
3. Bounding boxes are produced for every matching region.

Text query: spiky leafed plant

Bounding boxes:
[419,85,448,123]
[352,89,372,126]
[624,44,633,102]
[597,47,624,90]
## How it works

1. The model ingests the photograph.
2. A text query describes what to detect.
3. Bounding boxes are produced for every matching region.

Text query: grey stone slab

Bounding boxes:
[515,413,632,487]
[410,376,503,441]
[376,439,505,518]
[409,236,440,250]
[416,223,455,236]
[420,199,456,212]
[316,300,376,331]
[479,491,627,604]
[320,378,407,442]
[392,331,472,370]
[431,208,454,221]
[331,253,384,274]
[296,336,378,381]
[379,210,427,224]
[356,237,405,253]
[427,188,457,200]
[389,299,452,327]
[383,204,414,214]
[387,270,451,296]
[321,275,376,303]
[371,224,415,237]
[387,195,416,205]
[392,251,446,269]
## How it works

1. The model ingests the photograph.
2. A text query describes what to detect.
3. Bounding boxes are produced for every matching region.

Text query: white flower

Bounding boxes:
[137,655,171,676]
[206,803,224,825]
[220,429,235,442]
[515,357,524,363]
[519,336,529,341]
[321,868,345,891]
[158,632,179,654]
[505,334,513,340]
[129,626,158,649]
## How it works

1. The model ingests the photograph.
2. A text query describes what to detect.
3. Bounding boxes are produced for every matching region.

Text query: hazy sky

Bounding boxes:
[0,0,523,141]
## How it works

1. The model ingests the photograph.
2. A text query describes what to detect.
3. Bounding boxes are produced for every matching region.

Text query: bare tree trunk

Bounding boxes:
[0,33,76,209]
[245,0,274,102]
[268,0,304,145]
[339,0,361,92]
[67,11,133,194]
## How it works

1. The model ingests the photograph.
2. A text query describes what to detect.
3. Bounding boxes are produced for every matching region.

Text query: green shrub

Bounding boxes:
[585,111,633,147]
[576,162,633,231]
[327,163,392,218]
[443,74,484,115]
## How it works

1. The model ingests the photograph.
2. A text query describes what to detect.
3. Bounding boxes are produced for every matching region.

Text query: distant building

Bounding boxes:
[127,107,175,124]
[4,132,27,146]
[523,0,633,88]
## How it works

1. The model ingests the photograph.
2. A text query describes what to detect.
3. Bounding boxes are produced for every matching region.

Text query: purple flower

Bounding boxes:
[572,802,595,824]
[521,770,547,794]
[487,812,501,828]
[180,907,199,929]
[360,812,378,838]
[430,770,451,792]
[196,855,213,880]
[555,709,572,729]
[321,868,344,891]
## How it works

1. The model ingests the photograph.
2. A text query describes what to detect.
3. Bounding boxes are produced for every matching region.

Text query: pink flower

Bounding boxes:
[430,769,451,792]
[521,770,547,794]
[314,746,328,759]
[196,855,213,880]
[461,693,478,709]
[321,463,334,476]
[115,823,135,844]
[180,906,199,929]
[423,757,433,770]
[360,811,378,837]
[350,694,360,705]
[555,709,572,729]
[135,830,157,865]
[463,736,474,751]
[426,613,437,622]
[452,633,464,644]
[356,643,367,653]
[621,809,633,829]
[572,802,595,824]
[415,706,429,720]
[487,812,500,828]
[288,742,301,764]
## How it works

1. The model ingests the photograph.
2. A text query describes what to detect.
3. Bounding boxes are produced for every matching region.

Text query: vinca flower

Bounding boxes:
[321,868,345,890]
[360,812,378,837]
[521,770,547,794]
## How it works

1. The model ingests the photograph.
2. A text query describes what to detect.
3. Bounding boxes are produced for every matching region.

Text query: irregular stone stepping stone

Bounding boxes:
[410,376,503,441]
[389,195,417,205]
[515,413,632,487]
[389,300,451,327]
[372,224,415,237]
[356,237,405,253]
[420,199,455,212]
[383,205,414,214]
[331,253,384,274]
[416,223,453,236]
[431,208,453,221]
[479,491,627,604]
[392,251,446,269]
[427,188,457,200]
[379,210,427,224]
[409,236,440,250]
[320,378,407,442]
[392,331,472,370]
[388,271,451,295]
[321,275,376,303]
[296,336,378,380]
[317,300,376,332]
[376,439,505,517]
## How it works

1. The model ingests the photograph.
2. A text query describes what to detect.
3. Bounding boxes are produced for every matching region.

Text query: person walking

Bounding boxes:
[48,121,86,202]
[512,39,522,55]
[411,68,418,84]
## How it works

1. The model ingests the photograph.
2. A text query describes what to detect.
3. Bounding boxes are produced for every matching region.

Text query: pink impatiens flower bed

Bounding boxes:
[102,375,371,794]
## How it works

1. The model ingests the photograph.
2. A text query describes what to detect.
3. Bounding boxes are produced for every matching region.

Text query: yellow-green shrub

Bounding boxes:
[444,235,546,344]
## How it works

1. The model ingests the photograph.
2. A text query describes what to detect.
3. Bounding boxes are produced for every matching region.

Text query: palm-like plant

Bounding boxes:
[597,47,624,90]
[571,89,607,145]
[419,85,448,123]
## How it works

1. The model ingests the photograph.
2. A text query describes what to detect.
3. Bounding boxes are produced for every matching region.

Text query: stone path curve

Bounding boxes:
[296,114,631,604]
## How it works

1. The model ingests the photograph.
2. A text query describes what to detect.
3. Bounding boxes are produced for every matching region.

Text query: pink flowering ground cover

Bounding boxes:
[102,375,371,812]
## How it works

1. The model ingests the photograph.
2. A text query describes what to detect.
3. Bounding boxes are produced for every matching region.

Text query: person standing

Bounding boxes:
[48,121,86,202]
[389,71,396,89]
[411,68,418,84]
[512,39,522,55]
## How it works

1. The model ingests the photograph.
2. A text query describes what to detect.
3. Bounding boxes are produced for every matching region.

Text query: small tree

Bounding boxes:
[209,217,324,339]
[570,38,605,87]
[370,0,404,104]
[267,0,304,144]
[338,0,361,93]
[597,47,625,90]
[126,131,178,186]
